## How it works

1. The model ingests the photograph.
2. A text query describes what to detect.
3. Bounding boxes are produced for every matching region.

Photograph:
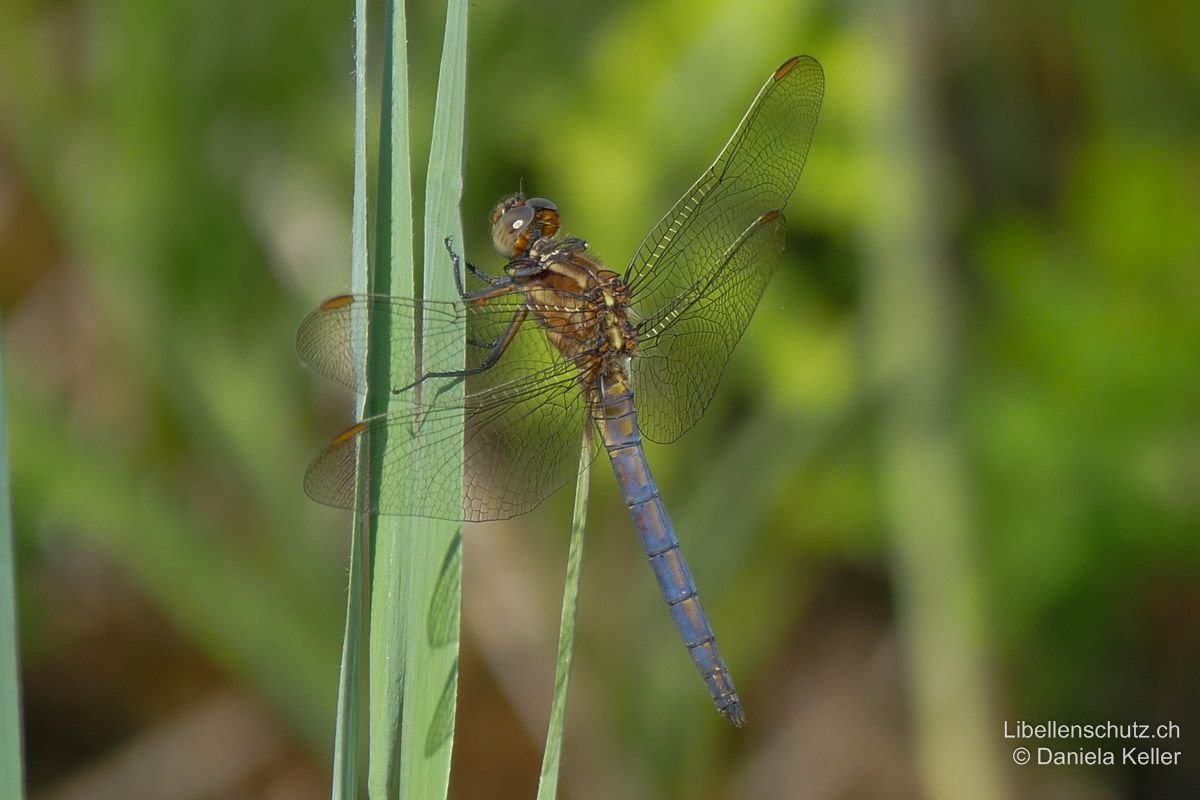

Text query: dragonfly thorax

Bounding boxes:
[518,236,638,367]
[590,278,637,357]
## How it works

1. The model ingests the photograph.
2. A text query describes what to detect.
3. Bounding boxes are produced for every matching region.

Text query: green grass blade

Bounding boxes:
[367,0,416,795]
[393,1,468,797]
[536,428,593,800]
[331,0,373,795]
[0,325,26,799]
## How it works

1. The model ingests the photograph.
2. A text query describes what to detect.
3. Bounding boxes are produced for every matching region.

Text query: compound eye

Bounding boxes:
[505,206,534,231]
[490,193,522,225]
[525,197,558,213]
[492,204,536,256]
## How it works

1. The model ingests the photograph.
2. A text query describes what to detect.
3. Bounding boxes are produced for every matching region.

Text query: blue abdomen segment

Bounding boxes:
[595,378,745,726]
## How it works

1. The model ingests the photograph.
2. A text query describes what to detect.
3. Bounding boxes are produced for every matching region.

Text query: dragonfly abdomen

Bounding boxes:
[595,371,746,726]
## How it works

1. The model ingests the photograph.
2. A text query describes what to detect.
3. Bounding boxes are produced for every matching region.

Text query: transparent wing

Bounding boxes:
[632,211,785,443]
[625,55,823,442]
[297,293,599,520]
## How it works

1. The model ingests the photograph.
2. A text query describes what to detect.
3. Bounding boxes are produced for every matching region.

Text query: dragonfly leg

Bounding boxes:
[392,304,530,395]
[444,236,513,299]
[468,261,502,285]
[444,304,529,375]
[505,256,546,280]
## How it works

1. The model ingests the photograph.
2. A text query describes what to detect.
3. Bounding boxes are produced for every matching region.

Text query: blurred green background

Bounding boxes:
[2,0,1198,798]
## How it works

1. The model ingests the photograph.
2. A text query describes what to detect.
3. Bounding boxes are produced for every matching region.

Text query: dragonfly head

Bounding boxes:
[490,194,560,258]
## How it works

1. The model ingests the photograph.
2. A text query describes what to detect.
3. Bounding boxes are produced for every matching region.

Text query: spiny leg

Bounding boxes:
[468,261,500,285]
[444,236,511,299]
[390,238,527,397]
[392,304,531,397]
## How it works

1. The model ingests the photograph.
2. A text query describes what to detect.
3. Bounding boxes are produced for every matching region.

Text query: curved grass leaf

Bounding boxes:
[393,1,468,797]
[330,0,373,795]
[365,0,417,794]
[330,0,467,797]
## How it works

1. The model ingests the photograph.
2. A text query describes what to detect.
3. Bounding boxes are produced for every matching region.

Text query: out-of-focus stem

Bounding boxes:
[861,5,1011,800]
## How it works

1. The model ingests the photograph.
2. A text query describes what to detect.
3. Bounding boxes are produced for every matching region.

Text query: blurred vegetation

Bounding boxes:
[1,0,1198,799]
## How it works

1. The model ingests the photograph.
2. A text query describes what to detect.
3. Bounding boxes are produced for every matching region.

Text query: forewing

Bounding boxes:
[299,292,600,520]
[625,56,823,440]
[632,211,785,443]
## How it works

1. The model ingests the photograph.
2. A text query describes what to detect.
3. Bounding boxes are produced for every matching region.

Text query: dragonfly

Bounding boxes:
[298,55,823,726]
